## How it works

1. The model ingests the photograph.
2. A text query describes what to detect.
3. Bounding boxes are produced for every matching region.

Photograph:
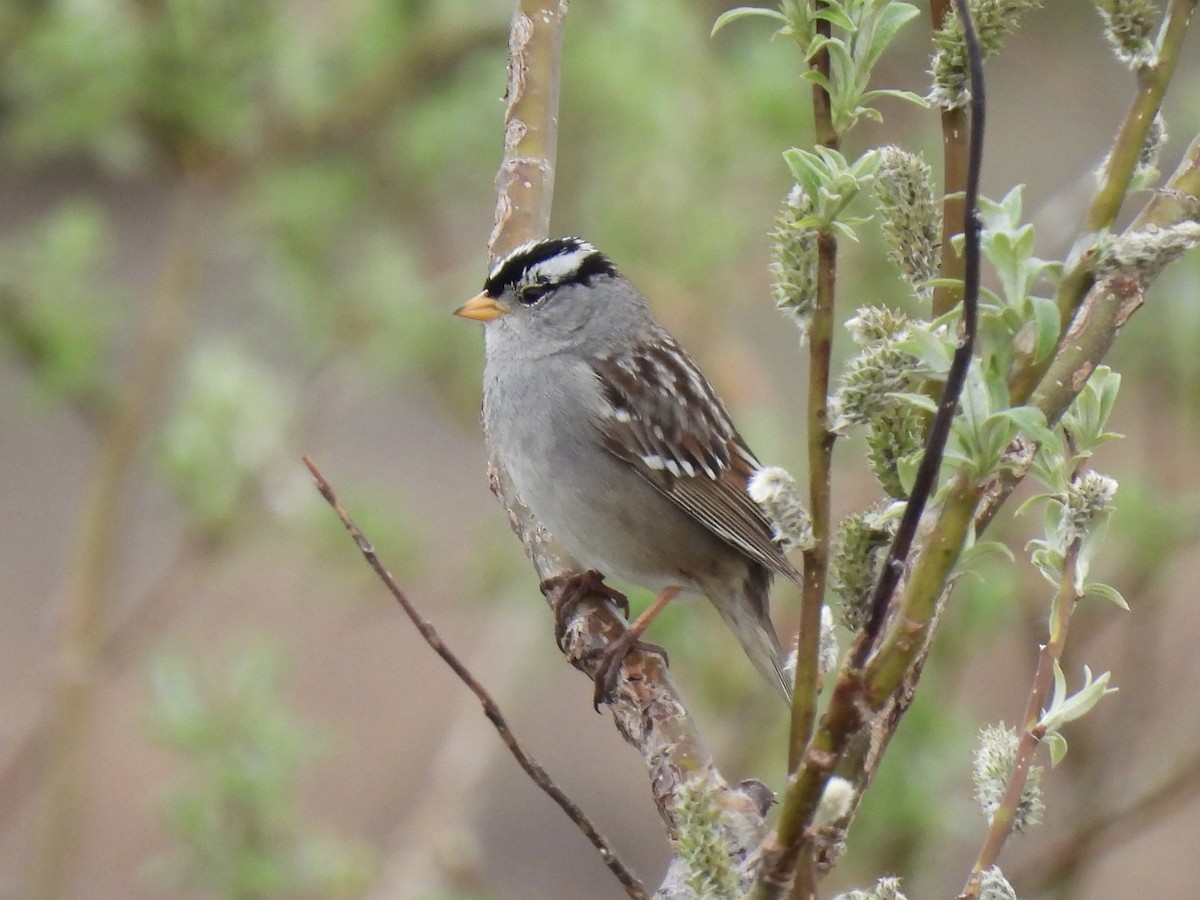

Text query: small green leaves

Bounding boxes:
[711,5,793,37]
[157,344,295,534]
[1039,663,1118,763]
[715,0,925,133]
[978,187,1062,311]
[802,0,926,133]
[783,146,881,238]
[0,202,118,405]
[147,642,377,896]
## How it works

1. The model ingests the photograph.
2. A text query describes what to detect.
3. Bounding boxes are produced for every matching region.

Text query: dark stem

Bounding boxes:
[930,0,967,319]
[853,0,984,666]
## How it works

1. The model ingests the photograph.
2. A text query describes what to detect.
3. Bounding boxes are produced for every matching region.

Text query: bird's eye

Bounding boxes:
[518,282,549,305]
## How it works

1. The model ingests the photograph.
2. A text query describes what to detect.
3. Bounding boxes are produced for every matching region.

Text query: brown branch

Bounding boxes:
[303,456,650,900]
[787,9,841,892]
[476,4,772,883]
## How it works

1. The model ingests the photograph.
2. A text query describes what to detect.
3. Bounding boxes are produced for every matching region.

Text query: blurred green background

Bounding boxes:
[2,1,1200,898]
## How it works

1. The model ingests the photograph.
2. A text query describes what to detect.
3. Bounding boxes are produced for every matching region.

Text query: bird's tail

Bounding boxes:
[712,590,793,703]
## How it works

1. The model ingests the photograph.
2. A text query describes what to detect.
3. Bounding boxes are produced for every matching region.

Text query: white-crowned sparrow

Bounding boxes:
[456,237,798,703]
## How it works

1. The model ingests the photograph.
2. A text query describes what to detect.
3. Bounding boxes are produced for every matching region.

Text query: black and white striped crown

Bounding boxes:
[482,237,617,297]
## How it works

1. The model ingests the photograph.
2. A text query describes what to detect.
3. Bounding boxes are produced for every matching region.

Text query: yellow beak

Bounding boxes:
[454,292,507,321]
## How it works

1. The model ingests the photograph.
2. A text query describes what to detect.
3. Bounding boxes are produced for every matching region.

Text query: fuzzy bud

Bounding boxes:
[830,508,894,632]
[867,404,925,499]
[979,866,1018,900]
[1060,470,1118,543]
[1094,0,1160,68]
[771,185,819,341]
[829,310,924,434]
[675,780,740,898]
[814,776,855,828]
[833,876,908,900]
[749,466,815,551]
[819,605,840,678]
[874,147,942,297]
[845,305,911,345]
[930,0,1042,109]
[973,723,1044,831]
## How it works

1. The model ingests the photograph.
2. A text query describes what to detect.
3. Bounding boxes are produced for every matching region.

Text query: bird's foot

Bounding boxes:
[592,633,669,711]
[541,569,630,649]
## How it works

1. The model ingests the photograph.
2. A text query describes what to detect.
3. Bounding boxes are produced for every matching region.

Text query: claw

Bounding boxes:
[541,570,629,649]
[590,586,681,710]
[591,636,669,710]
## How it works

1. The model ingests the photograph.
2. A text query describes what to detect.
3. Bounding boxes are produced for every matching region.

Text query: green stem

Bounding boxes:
[787,4,841,894]
[1010,0,1196,403]
[755,476,983,899]
[863,473,981,702]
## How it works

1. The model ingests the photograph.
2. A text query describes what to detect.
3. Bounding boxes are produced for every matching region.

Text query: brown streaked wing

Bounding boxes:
[591,336,801,585]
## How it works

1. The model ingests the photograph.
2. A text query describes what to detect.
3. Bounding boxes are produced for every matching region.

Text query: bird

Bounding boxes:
[455,236,799,706]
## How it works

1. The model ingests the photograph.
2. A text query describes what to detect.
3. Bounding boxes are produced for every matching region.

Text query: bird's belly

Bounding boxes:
[505,431,727,593]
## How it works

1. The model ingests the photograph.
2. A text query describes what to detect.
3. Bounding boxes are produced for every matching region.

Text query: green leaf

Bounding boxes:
[896,326,953,373]
[1028,295,1061,363]
[1039,663,1118,733]
[863,87,930,109]
[812,5,856,31]
[887,391,939,414]
[1045,732,1068,767]
[994,405,1057,448]
[1082,582,1130,610]
[711,6,789,37]
[955,539,1016,575]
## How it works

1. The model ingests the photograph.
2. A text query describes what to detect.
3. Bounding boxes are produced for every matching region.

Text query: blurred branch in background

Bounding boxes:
[30,185,203,899]
[144,640,376,898]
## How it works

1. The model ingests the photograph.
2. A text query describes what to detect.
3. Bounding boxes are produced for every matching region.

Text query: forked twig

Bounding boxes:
[302,456,650,900]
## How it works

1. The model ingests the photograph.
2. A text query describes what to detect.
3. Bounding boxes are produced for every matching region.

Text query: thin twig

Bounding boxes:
[788,5,840,896]
[302,456,650,900]
[961,539,1082,897]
